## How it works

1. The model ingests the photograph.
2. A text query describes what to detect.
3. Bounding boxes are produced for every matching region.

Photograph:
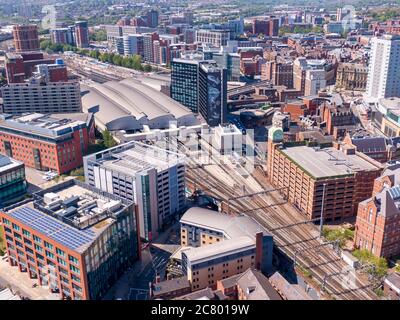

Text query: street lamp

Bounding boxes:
[319,183,327,238]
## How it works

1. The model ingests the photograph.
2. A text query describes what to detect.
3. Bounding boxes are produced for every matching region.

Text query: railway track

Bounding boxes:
[172,136,377,300]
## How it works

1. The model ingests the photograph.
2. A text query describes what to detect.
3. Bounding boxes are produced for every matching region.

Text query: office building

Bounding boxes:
[171,57,227,126]
[0,179,139,300]
[5,52,55,84]
[0,155,26,207]
[12,24,39,52]
[122,34,144,56]
[267,127,383,221]
[171,58,201,113]
[366,35,400,101]
[354,165,400,258]
[196,29,230,47]
[198,62,227,126]
[83,141,186,241]
[0,113,92,174]
[179,207,273,291]
[75,21,89,48]
[336,63,368,91]
[0,79,82,115]
[294,58,327,95]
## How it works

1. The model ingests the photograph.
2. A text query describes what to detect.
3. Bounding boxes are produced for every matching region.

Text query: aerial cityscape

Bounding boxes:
[1,0,400,305]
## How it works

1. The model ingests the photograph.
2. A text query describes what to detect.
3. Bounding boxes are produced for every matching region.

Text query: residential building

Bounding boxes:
[150,277,191,300]
[50,28,75,46]
[366,35,400,101]
[0,155,26,208]
[267,127,383,221]
[12,24,39,52]
[0,179,139,300]
[180,207,273,291]
[0,113,92,174]
[146,9,159,28]
[122,34,144,56]
[83,141,186,241]
[75,21,89,48]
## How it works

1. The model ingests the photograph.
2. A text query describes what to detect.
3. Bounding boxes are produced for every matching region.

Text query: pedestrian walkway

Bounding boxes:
[0,257,60,300]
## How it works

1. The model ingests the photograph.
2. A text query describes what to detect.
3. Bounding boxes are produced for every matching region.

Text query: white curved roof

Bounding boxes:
[81,79,198,131]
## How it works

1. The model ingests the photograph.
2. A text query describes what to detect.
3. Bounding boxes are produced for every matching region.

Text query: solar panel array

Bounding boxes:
[10,207,97,251]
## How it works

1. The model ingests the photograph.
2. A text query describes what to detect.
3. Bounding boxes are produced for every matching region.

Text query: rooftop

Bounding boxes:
[182,236,255,264]
[152,277,190,297]
[3,179,132,253]
[0,113,86,139]
[280,146,381,179]
[269,272,312,300]
[236,268,282,300]
[88,141,185,175]
[0,154,23,172]
[180,207,270,240]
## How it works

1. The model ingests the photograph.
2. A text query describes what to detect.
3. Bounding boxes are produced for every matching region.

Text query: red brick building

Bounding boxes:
[12,24,39,53]
[5,52,55,84]
[0,179,139,300]
[0,113,94,174]
[354,165,400,258]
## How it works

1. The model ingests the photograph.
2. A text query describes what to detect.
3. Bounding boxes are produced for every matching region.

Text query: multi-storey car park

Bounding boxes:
[84,141,186,241]
[0,179,139,300]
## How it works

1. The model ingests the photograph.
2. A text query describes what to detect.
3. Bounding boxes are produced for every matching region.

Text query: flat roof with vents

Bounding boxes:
[280,146,381,179]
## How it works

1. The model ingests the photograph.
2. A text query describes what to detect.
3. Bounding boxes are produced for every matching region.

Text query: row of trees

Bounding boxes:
[279,25,324,36]
[39,39,153,72]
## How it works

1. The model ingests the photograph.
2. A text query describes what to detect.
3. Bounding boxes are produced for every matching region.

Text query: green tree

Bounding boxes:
[102,129,117,148]
[143,64,152,72]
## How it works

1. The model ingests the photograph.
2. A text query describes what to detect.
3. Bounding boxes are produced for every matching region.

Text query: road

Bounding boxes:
[166,135,378,300]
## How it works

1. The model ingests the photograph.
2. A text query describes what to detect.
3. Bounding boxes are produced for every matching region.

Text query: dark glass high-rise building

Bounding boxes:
[171,58,200,113]
[199,62,227,126]
[171,57,227,126]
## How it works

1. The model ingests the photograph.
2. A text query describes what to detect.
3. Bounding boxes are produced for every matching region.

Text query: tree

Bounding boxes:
[102,129,117,148]
[143,64,152,72]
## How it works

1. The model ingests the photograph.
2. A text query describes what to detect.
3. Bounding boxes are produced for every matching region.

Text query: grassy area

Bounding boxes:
[353,249,388,278]
[322,226,354,249]
[0,227,5,256]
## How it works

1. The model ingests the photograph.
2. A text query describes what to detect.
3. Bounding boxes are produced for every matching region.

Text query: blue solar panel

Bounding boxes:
[9,207,96,251]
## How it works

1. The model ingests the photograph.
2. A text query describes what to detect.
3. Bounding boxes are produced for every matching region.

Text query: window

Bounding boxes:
[70,265,80,275]
[56,248,65,257]
[46,250,55,259]
[57,257,67,266]
[34,244,43,252]
[12,223,20,231]
[44,241,54,250]
[33,235,42,243]
[69,255,79,265]
[2,218,11,226]
[22,229,31,237]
